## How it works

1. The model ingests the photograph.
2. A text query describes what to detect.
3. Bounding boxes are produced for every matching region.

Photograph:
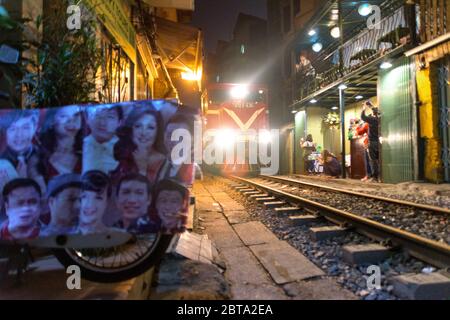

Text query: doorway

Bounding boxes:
[438,56,450,182]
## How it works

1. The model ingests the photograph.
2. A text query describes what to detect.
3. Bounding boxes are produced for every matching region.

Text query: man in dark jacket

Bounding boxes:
[361,101,380,182]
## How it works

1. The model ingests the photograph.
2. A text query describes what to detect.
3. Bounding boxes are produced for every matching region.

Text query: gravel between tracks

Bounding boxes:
[216,177,442,300]
[255,178,450,245]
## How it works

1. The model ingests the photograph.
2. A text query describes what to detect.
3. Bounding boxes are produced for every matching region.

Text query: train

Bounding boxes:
[201,83,269,176]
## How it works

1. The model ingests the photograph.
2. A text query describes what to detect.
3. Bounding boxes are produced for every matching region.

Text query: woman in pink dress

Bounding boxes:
[39,105,84,180]
[112,106,166,185]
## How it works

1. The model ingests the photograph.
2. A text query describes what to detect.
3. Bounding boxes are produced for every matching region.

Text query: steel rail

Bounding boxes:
[230,176,450,269]
[262,175,450,215]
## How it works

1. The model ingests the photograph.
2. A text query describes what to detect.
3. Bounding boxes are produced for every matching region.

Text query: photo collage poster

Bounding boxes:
[0,100,198,241]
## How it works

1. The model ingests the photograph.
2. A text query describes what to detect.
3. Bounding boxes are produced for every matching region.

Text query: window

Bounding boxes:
[136,55,150,100]
[283,5,291,34]
[100,31,134,102]
[293,0,301,15]
[240,44,245,54]
[177,10,193,24]
[284,50,293,78]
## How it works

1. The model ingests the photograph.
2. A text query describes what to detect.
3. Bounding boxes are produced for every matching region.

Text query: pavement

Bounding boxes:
[193,179,357,300]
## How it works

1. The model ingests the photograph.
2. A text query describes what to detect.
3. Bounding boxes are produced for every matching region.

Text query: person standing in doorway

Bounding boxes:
[300,134,316,174]
[361,101,380,182]
[355,119,372,181]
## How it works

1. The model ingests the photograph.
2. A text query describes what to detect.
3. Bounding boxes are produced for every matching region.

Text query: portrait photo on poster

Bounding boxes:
[0,100,197,242]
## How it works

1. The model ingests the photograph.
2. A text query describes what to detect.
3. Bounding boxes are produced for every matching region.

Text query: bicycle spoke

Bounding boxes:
[62,232,168,276]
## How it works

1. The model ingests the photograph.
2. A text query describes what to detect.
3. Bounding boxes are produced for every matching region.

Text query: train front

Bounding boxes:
[202,83,269,176]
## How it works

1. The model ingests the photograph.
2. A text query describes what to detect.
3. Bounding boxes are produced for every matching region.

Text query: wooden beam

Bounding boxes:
[447,0,450,34]
[426,0,432,41]
[433,0,438,38]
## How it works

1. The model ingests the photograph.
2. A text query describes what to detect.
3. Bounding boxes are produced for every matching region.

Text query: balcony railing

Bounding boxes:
[294,2,413,103]
[419,0,450,43]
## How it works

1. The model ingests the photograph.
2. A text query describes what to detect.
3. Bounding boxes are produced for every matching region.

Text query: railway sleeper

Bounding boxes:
[248,193,269,199]
[289,215,321,226]
[263,201,286,208]
[274,207,302,214]
[390,272,450,300]
[309,226,349,241]
[243,191,262,196]
[238,188,255,193]
[304,208,320,216]
[255,197,276,202]
[342,244,391,265]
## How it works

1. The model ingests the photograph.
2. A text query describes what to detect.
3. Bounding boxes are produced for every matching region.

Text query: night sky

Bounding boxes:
[192,0,268,54]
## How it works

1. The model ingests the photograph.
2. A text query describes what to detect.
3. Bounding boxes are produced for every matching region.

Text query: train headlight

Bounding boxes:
[230,85,249,99]
[215,129,236,148]
[259,130,272,144]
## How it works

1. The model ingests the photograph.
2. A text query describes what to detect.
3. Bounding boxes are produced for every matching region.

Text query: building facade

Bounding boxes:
[206,13,268,86]
[267,0,450,183]
[0,0,203,108]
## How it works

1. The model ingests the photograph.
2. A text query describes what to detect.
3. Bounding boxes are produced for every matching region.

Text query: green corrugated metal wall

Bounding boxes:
[295,110,306,173]
[379,57,415,183]
[279,130,294,174]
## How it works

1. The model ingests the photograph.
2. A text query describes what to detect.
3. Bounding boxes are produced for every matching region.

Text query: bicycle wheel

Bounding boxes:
[52,232,173,283]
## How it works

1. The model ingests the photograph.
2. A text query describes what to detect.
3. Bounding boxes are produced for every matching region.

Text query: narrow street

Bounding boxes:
[193,178,356,300]
[0,0,449,306]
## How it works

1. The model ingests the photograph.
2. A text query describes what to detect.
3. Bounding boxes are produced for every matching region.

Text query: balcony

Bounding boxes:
[292,0,415,107]
[418,0,450,43]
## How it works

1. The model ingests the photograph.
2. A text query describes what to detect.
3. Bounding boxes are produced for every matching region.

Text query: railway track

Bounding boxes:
[228,175,450,269]
[282,175,450,215]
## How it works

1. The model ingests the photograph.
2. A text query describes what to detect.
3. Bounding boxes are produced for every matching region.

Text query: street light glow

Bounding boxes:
[181,71,201,81]
[312,42,323,52]
[330,26,340,38]
[310,99,317,103]
[338,84,347,90]
[380,61,393,69]
[358,3,372,16]
[308,29,316,36]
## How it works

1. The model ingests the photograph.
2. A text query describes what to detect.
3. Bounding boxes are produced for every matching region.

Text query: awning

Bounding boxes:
[154,16,201,74]
[142,0,194,10]
[84,0,137,64]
